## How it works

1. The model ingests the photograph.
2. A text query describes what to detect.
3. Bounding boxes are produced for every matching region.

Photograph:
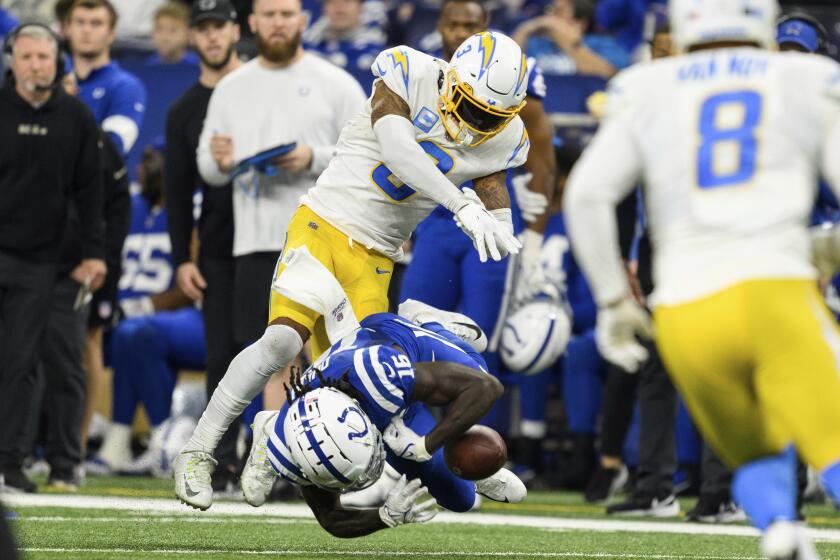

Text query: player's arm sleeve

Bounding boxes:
[102,77,146,155]
[165,106,198,267]
[371,94,467,212]
[563,83,643,307]
[74,111,106,260]
[310,75,367,175]
[197,89,231,187]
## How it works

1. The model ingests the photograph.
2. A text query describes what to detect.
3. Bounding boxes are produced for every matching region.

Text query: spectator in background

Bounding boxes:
[0,2,18,37]
[165,0,243,493]
[109,0,167,38]
[513,0,629,115]
[64,0,147,157]
[30,70,130,491]
[0,23,104,493]
[303,0,385,94]
[595,0,667,56]
[148,1,199,68]
[90,145,205,474]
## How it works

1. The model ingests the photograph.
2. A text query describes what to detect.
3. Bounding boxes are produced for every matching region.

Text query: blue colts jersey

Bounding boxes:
[118,195,174,300]
[76,61,147,155]
[266,312,486,485]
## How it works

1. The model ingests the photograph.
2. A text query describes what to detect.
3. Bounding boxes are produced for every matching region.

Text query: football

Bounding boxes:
[443,425,507,480]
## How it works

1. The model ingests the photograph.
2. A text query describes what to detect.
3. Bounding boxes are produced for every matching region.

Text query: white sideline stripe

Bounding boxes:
[6,493,840,544]
[21,516,313,525]
[20,549,764,559]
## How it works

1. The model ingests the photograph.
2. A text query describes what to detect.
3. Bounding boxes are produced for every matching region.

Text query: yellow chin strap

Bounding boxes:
[438,68,525,147]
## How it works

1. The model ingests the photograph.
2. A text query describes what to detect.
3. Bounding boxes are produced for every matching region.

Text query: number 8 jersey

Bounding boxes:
[301,45,529,261]
[572,48,840,306]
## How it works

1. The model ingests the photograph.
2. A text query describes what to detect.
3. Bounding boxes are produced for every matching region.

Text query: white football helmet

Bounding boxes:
[500,298,571,375]
[440,31,528,147]
[670,0,780,52]
[284,387,385,492]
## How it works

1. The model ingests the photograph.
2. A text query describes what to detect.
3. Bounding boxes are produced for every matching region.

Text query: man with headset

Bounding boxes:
[0,23,104,493]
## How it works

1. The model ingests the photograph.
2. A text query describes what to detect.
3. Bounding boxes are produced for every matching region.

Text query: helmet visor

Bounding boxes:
[453,89,509,132]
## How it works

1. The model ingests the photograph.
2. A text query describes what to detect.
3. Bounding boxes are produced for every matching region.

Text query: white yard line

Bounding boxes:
[5,493,840,544]
[19,548,765,559]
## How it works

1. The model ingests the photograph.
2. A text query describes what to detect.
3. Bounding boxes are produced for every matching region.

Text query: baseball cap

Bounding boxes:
[190,0,238,27]
[776,18,821,53]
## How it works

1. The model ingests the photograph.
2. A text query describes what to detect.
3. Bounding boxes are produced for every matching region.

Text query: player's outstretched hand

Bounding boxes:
[595,297,652,373]
[384,416,432,462]
[379,475,438,528]
[454,199,521,262]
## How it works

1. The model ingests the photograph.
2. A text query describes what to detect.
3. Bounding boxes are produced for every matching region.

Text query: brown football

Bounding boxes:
[443,425,507,480]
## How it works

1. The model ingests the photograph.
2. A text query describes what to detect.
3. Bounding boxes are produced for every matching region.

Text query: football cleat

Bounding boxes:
[607,493,680,517]
[761,521,819,560]
[242,410,279,507]
[173,449,217,510]
[475,468,527,504]
[398,299,488,353]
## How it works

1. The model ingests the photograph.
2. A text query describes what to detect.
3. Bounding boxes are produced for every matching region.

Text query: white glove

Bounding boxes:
[811,222,840,280]
[595,297,653,373]
[454,188,522,263]
[120,296,155,318]
[379,475,438,528]
[512,229,546,305]
[383,415,432,462]
[512,172,549,223]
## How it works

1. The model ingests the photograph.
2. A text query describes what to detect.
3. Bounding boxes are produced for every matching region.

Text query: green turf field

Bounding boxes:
[6,476,840,559]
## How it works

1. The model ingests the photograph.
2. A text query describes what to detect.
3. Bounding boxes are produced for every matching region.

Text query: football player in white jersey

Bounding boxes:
[564,0,840,558]
[175,30,532,510]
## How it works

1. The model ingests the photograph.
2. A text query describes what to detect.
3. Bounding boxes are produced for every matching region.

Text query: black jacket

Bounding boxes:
[0,81,104,262]
[165,82,234,267]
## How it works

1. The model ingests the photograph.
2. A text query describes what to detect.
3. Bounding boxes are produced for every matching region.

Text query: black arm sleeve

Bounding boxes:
[616,188,638,261]
[101,132,131,266]
[75,108,105,260]
[165,105,196,267]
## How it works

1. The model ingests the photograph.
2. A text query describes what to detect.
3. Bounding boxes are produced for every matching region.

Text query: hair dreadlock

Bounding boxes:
[284,366,364,405]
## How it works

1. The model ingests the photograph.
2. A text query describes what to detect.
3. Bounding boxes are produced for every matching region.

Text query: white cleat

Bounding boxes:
[475,468,527,504]
[173,449,217,511]
[398,299,488,353]
[762,521,820,560]
[341,463,401,509]
[241,410,279,507]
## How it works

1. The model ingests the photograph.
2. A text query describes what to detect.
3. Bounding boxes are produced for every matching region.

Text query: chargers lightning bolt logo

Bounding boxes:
[388,49,410,90]
[477,32,497,81]
[515,54,528,93]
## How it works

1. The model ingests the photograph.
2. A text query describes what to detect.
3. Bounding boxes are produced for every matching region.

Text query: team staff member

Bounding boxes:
[0,23,104,493]
[196,0,366,388]
[165,0,244,492]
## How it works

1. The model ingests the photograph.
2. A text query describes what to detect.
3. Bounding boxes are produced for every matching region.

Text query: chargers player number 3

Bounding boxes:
[697,90,762,189]
[372,141,454,201]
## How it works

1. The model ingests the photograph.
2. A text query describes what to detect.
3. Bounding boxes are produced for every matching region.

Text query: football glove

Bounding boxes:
[379,475,438,528]
[511,172,549,223]
[383,415,432,462]
[454,188,521,263]
[512,229,548,306]
[595,297,652,373]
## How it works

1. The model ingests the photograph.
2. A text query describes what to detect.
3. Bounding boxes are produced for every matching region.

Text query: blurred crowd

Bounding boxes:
[0,0,838,525]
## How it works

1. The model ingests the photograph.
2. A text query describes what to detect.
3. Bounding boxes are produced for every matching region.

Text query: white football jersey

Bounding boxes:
[302,46,530,260]
[567,48,840,306]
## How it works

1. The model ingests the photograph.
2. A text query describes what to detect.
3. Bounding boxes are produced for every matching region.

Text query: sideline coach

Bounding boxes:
[0,23,104,492]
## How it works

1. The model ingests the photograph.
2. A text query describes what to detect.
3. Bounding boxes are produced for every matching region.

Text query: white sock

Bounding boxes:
[98,424,132,468]
[185,325,303,453]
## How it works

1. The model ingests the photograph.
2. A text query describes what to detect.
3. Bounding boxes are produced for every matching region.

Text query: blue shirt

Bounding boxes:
[0,9,18,36]
[117,195,174,300]
[304,26,385,95]
[543,212,596,333]
[76,61,147,155]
